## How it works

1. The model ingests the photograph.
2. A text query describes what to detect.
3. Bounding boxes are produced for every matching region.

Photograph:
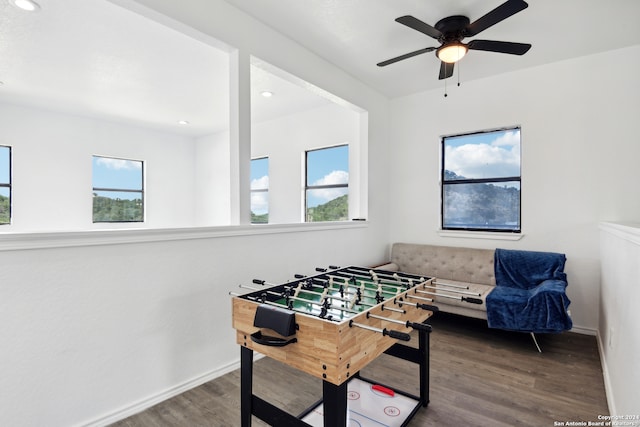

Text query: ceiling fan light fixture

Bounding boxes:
[436,43,468,64]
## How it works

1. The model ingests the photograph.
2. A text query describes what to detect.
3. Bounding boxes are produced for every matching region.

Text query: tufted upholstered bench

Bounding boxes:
[378,243,496,320]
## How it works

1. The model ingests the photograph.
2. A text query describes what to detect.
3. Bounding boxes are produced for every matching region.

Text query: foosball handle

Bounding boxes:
[383,329,411,342]
[463,297,483,304]
[416,303,440,312]
[252,279,266,285]
[406,321,432,333]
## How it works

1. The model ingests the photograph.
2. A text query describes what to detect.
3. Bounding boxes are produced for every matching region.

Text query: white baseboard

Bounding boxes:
[596,329,616,415]
[570,324,597,335]
[79,360,241,427]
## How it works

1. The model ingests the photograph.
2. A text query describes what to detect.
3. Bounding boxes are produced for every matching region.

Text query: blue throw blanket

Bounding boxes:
[486,249,572,333]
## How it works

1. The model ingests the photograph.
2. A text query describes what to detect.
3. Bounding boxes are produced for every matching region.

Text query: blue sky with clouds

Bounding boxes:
[444,128,520,179]
[92,156,142,190]
[0,146,10,197]
[251,145,349,214]
[92,156,143,201]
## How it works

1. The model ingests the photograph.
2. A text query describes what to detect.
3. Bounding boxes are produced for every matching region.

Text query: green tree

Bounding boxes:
[307,195,348,222]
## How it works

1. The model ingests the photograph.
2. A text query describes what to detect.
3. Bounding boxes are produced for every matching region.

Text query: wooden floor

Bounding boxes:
[111,313,609,426]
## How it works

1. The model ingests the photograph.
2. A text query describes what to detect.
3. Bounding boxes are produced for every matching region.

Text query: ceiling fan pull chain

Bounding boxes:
[457,63,461,87]
[444,67,448,97]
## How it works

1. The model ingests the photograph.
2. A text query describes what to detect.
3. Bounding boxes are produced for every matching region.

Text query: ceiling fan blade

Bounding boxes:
[377,47,436,67]
[396,15,442,39]
[465,0,528,37]
[439,61,454,80]
[467,39,531,55]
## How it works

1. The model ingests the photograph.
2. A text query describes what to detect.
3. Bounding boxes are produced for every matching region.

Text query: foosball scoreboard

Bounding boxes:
[231,265,441,427]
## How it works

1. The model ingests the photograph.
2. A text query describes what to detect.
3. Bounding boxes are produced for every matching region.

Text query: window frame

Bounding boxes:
[440,126,521,233]
[304,144,349,223]
[0,145,11,225]
[92,155,145,223]
[250,156,269,224]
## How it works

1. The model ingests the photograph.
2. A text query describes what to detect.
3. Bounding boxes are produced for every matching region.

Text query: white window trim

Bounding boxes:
[438,229,524,241]
[440,126,522,234]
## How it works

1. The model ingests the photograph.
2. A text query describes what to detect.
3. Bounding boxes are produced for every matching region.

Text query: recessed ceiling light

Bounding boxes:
[10,0,41,12]
[260,91,273,98]
[178,120,190,125]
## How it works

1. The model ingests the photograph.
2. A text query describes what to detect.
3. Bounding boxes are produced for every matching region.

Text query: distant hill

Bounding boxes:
[443,170,520,229]
[251,212,268,224]
[0,194,9,223]
[307,194,348,222]
[92,195,143,222]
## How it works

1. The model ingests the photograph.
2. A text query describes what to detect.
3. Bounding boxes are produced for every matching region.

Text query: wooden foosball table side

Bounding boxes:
[232,292,433,386]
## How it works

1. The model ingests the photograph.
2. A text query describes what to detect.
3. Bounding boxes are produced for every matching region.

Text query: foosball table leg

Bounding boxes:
[419,326,430,407]
[240,346,253,427]
[322,380,348,427]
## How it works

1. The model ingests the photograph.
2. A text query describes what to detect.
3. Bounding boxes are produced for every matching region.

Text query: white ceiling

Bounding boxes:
[1,0,639,137]
[0,0,330,137]
[225,0,640,97]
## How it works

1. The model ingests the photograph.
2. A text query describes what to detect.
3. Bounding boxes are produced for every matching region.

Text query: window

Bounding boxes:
[0,146,11,225]
[441,127,521,232]
[92,156,144,222]
[251,157,269,224]
[305,145,349,222]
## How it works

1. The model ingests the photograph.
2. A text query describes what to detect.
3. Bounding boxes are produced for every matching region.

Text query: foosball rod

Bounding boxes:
[255,277,392,305]
[392,298,440,313]
[327,271,428,292]
[236,286,362,317]
[340,267,430,285]
[251,281,363,305]
[308,276,405,302]
[348,319,411,342]
[339,269,435,289]
[246,295,344,321]
[298,276,399,303]
[326,270,413,287]
[431,280,471,290]
[414,289,483,304]
[366,312,432,332]
[421,284,481,297]
[238,284,348,308]
[252,279,398,313]
[349,269,475,296]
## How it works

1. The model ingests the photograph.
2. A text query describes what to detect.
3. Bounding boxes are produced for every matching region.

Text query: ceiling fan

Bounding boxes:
[377,0,532,80]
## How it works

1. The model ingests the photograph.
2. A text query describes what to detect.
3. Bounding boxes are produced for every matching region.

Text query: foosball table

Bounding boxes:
[231,265,440,427]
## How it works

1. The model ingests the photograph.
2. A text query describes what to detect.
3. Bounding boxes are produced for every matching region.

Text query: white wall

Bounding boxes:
[599,223,640,416]
[388,45,640,331]
[195,130,231,226]
[251,103,361,224]
[0,226,385,427]
[0,1,391,426]
[0,102,198,231]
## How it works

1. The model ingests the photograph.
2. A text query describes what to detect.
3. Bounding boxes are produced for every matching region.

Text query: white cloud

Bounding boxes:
[310,170,349,203]
[251,191,268,214]
[445,139,519,179]
[492,130,520,148]
[251,175,269,190]
[250,175,269,214]
[96,157,141,170]
[313,170,348,186]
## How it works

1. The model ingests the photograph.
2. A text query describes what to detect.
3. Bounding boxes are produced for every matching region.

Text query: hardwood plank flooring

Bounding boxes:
[111,313,608,426]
